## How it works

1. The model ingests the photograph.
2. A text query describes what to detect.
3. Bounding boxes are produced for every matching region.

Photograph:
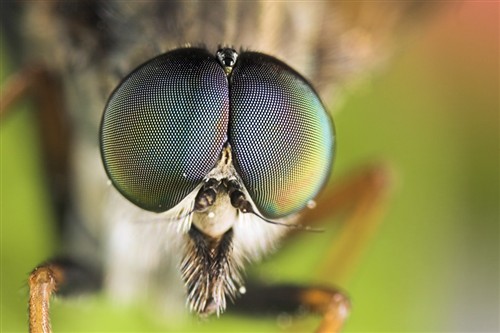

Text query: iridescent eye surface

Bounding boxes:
[101,48,229,212]
[229,52,334,218]
[101,47,334,218]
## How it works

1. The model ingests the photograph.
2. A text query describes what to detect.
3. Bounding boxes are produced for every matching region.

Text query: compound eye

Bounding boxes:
[229,52,334,219]
[101,48,229,212]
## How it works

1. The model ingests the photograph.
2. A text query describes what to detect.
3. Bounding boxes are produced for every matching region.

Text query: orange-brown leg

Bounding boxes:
[3,68,85,332]
[29,263,63,333]
[233,283,350,333]
[28,259,102,333]
[302,288,350,333]
[302,163,394,284]
[303,163,393,331]
[234,164,393,332]
[1,67,32,118]
[1,66,70,227]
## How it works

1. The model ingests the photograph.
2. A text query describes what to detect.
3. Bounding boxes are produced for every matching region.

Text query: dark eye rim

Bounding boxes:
[99,47,227,212]
[227,51,336,219]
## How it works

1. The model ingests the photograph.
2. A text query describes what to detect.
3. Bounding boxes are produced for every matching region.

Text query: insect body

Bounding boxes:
[1,2,434,332]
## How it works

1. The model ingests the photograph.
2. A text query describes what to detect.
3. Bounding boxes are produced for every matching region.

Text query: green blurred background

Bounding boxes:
[1,3,498,332]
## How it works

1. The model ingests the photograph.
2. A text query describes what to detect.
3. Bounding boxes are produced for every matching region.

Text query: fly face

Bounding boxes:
[100,47,334,315]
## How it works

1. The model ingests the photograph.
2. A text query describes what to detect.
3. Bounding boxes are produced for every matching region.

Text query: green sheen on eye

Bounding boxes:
[101,48,229,212]
[229,52,334,219]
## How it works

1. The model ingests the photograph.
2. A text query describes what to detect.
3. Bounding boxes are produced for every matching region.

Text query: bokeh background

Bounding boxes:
[1,2,498,332]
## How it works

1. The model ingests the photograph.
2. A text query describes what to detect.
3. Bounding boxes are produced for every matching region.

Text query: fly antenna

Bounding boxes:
[227,184,324,233]
[246,209,324,233]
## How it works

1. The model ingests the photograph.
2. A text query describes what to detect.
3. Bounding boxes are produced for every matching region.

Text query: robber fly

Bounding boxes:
[1,2,435,332]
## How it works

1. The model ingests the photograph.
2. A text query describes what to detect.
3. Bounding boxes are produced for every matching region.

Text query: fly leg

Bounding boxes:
[233,163,393,332]
[29,258,102,333]
[234,283,350,333]
[3,67,83,333]
[1,66,70,230]
[302,163,394,284]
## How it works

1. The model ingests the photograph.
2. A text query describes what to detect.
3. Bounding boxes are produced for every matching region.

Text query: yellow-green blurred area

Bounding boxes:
[1,3,498,332]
